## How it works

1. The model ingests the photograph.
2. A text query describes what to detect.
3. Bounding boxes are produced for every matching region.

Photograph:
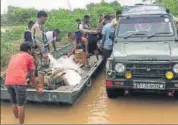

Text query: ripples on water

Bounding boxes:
[1,72,178,124]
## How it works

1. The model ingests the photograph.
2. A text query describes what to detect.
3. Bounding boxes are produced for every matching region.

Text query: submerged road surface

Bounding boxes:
[1,72,178,124]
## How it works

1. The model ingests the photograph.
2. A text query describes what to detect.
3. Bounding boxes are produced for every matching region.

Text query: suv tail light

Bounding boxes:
[106,81,113,87]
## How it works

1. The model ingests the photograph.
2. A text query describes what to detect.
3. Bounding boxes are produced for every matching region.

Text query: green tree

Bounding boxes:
[6,6,38,25]
[154,0,178,16]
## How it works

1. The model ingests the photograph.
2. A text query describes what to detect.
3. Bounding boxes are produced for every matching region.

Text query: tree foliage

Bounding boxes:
[6,6,38,25]
[1,0,177,69]
[1,1,122,69]
[154,0,178,16]
[3,1,123,33]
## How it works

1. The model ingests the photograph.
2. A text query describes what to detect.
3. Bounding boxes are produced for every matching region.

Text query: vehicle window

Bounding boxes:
[118,16,174,38]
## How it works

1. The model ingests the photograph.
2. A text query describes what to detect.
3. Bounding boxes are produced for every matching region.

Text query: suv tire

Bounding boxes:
[106,88,118,99]
[174,91,178,99]
[117,89,125,96]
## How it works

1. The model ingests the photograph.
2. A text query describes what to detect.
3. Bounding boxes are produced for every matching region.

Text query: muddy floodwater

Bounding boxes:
[1,72,178,124]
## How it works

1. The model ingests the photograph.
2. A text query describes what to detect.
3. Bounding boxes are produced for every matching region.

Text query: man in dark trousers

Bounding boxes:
[24,21,35,46]
[76,19,82,30]
[5,42,43,124]
[79,15,100,60]
[101,15,117,62]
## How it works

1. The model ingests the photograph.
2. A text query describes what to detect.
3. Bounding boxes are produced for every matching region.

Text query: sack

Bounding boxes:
[42,69,65,90]
[75,49,85,59]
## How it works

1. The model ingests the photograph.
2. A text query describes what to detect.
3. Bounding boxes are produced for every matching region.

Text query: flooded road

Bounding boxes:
[1,72,178,124]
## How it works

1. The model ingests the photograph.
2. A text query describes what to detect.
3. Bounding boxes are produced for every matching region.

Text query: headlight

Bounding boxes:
[115,63,126,73]
[173,64,178,73]
[166,71,174,80]
[125,71,132,79]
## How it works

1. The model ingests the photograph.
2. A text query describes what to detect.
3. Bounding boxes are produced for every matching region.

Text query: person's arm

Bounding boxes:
[29,69,38,88]
[79,24,97,34]
[101,26,106,47]
[68,40,77,57]
[31,25,36,44]
[71,40,77,54]
[81,37,88,54]
[52,32,57,51]
[31,24,44,49]
[28,56,43,93]
[31,25,39,48]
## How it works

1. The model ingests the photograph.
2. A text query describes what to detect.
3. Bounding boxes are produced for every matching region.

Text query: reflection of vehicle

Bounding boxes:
[1,44,103,105]
[106,5,178,98]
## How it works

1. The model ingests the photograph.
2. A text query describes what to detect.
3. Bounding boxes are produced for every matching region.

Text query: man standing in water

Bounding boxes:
[5,43,43,124]
[101,15,117,62]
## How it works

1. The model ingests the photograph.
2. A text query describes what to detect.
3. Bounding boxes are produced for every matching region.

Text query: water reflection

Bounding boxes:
[1,72,178,124]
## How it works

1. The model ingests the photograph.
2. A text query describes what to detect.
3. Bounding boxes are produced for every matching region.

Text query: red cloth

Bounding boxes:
[5,52,35,85]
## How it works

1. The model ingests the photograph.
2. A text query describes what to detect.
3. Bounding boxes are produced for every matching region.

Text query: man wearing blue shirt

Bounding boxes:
[101,15,117,62]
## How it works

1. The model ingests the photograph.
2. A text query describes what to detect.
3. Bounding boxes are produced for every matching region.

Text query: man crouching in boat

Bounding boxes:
[5,43,43,124]
[68,32,89,66]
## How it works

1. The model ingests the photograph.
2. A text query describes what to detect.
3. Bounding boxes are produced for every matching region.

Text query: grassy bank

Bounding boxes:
[1,27,24,69]
[1,26,70,71]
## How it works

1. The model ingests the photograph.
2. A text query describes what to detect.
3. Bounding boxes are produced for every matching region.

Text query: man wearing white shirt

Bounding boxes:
[45,30,57,51]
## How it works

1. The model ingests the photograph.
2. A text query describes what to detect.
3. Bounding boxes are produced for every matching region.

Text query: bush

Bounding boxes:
[1,27,24,68]
[1,1,123,69]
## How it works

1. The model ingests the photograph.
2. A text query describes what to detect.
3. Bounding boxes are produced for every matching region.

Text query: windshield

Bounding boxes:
[118,16,174,38]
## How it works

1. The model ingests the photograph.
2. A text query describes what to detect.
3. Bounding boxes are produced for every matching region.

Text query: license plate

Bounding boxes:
[133,82,165,90]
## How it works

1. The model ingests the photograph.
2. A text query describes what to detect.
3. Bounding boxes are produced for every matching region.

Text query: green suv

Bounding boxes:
[106,5,178,98]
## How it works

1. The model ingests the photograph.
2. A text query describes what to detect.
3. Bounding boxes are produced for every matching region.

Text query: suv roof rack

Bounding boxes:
[122,5,169,16]
[135,3,144,5]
